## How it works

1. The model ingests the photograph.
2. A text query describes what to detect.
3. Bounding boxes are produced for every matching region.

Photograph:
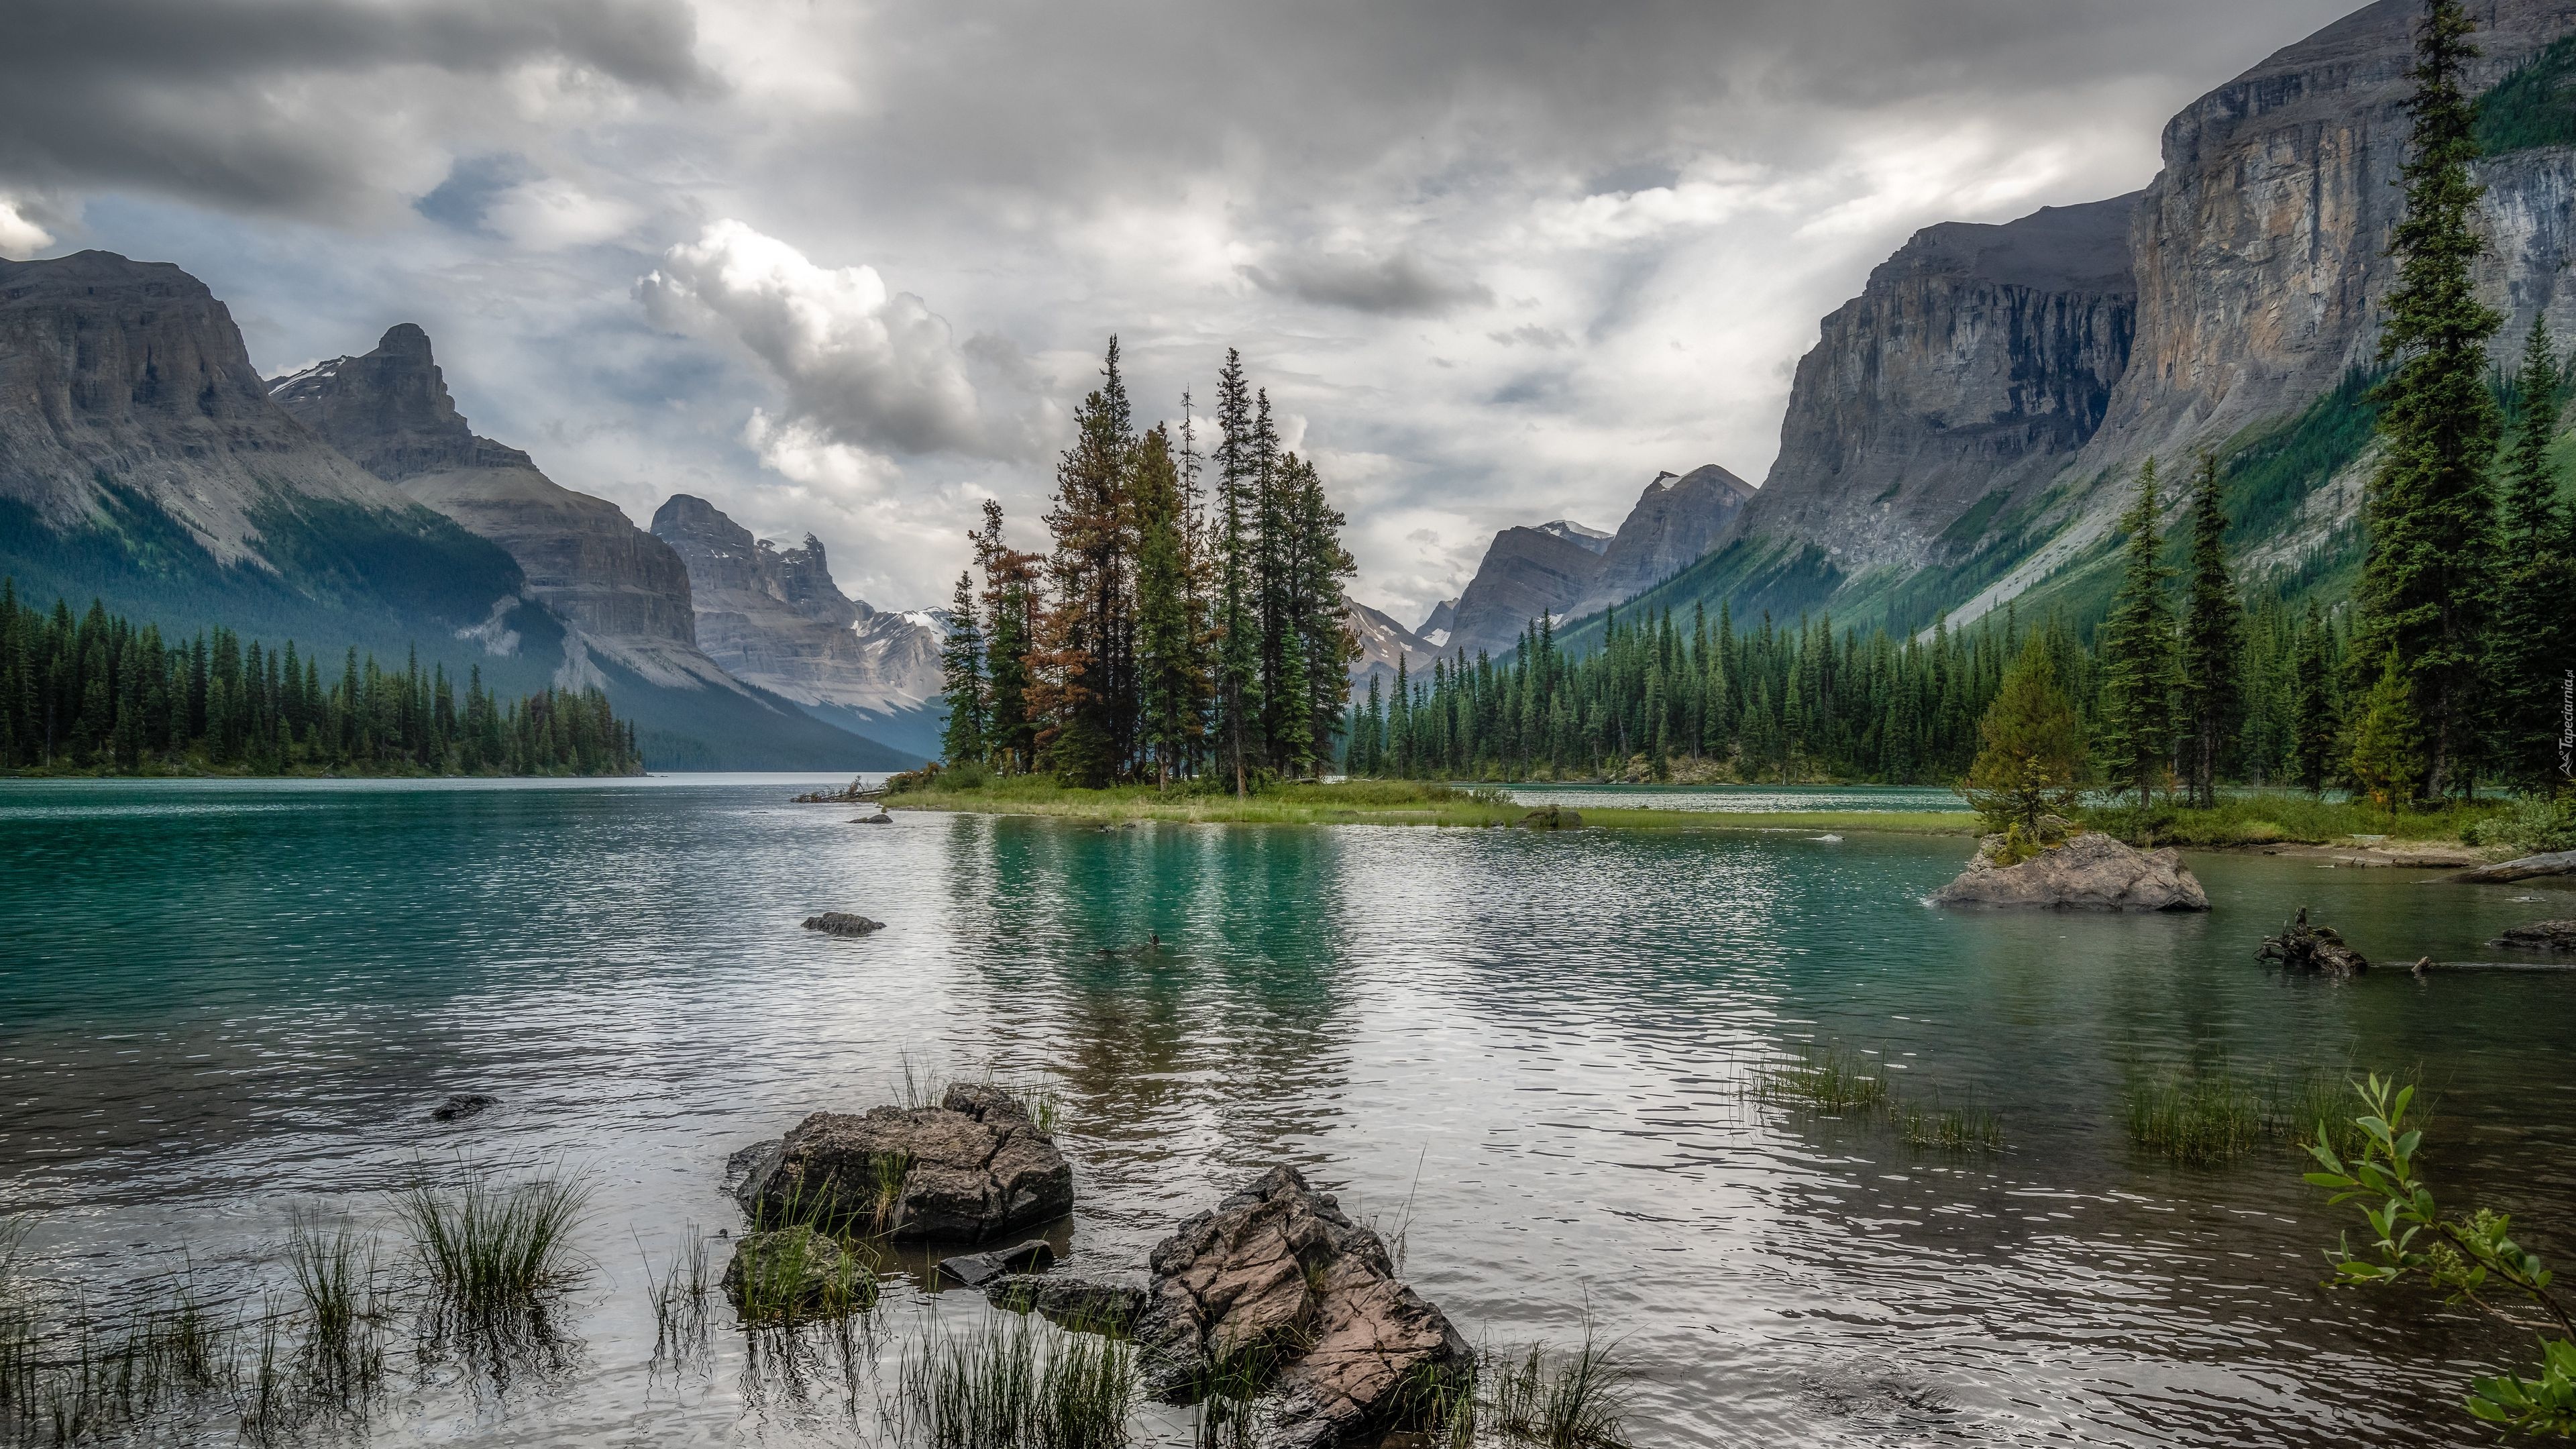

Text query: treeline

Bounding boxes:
[0,580,643,777]
[940,342,1357,788]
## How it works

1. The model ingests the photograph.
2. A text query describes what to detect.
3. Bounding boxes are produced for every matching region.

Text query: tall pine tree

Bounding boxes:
[2178,453,2245,809]
[2094,460,2179,812]
[1132,425,1207,786]
[2491,316,2575,789]
[2354,0,2502,800]
[939,567,988,765]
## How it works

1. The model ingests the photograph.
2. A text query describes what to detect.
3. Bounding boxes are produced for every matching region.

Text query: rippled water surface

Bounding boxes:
[5,775,2575,1446]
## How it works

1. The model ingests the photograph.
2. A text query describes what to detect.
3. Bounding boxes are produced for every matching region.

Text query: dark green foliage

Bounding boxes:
[941,568,989,765]
[2304,1073,2576,1435]
[2490,318,2576,789]
[2179,455,2247,808]
[0,579,643,777]
[1961,635,2087,847]
[946,343,1354,790]
[2357,0,2505,800]
[2093,462,2180,809]
[2473,34,2576,155]
[1345,598,2089,786]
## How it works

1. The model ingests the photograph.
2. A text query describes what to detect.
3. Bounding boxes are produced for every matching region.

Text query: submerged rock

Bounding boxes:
[2496,919,2576,952]
[983,1271,1148,1334]
[429,1093,496,1122]
[721,1225,878,1321]
[1518,806,1582,830]
[2459,850,2576,883]
[1135,1165,1472,1449]
[937,1239,1055,1287]
[848,811,894,824]
[802,912,885,937]
[1931,831,2208,912]
[732,1084,1072,1242]
[2256,908,2369,975]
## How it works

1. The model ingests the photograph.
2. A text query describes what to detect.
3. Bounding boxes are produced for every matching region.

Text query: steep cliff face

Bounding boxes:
[1572,464,1757,616]
[0,252,523,630]
[270,326,714,679]
[1729,195,2140,576]
[1444,525,1609,660]
[649,494,947,757]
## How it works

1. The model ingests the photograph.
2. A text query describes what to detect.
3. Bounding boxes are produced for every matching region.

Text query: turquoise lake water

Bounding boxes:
[3,776,2573,1446]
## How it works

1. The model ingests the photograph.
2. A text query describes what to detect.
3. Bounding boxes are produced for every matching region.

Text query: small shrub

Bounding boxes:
[2465,794,2576,854]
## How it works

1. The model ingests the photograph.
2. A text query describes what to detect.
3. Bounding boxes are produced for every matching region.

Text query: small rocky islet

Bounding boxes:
[1931,830,2210,912]
[723,1085,1466,1447]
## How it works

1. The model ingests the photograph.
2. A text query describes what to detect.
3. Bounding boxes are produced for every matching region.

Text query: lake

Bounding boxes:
[3,775,2572,1446]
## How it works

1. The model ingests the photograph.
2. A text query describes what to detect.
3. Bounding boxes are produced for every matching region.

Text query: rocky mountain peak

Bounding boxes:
[1534,519,1612,554]
[267,323,530,482]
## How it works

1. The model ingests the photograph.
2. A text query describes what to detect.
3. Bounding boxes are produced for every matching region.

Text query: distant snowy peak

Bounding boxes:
[1535,519,1612,554]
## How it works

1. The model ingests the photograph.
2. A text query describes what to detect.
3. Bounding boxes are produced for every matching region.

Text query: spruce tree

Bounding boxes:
[2490,316,2575,788]
[1212,351,1263,794]
[1132,425,1206,785]
[2354,0,2503,800]
[2094,460,2180,812]
[939,567,988,765]
[2178,453,2245,808]
[975,500,1043,774]
[2291,602,2341,795]
[1036,339,1138,786]
[2350,648,2421,810]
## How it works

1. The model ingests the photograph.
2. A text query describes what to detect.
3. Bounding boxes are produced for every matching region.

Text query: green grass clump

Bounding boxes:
[1896,1099,2005,1152]
[2123,1065,2424,1165]
[395,1171,590,1316]
[1485,1334,1633,1448]
[1755,1046,1891,1115]
[898,1308,1136,1449]
[727,1225,879,1326]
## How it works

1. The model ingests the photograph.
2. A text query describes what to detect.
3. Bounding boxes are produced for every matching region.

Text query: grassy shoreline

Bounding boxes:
[879,776,1974,833]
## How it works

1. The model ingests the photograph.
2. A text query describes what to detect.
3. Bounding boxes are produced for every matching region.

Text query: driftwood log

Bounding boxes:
[2256,908,2369,975]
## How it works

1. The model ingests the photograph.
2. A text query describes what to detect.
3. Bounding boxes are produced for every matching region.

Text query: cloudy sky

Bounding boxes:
[3,0,2355,625]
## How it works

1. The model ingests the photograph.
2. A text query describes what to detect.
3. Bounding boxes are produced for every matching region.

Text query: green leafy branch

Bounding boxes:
[2304,1073,2576,1435]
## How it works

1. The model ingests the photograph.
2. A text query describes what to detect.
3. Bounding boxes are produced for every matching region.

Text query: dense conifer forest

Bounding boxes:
[0,579,643,777]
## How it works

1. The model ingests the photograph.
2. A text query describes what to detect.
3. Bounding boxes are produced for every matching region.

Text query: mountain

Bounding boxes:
[1583,0,2576,645]
[649,494,948,762]
[0,252,528,647]
[1344,600,1444,694]
[1534,519,1613,553]
[1569,464,1758,616]
[1443,525,1609,660]
[1415,598,1458,647]
[267,325,904,770]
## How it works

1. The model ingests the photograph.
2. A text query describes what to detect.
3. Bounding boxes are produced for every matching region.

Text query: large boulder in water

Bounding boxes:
[731,1084,1072,1242]
[1931,831,2209,912]
[2496,918,2576,951]
[1135,1165,1471,1449]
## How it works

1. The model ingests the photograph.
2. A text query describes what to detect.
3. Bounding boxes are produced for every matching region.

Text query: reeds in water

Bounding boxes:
[645,1224,712,1365]
[2121,1063,2425,1165]
[1754,1045,1890,1114]
[1482,1332,1633,1449]
[1895,1099,2006,1153]
[395,1171,590,1315]
[899,1307,1137,1449]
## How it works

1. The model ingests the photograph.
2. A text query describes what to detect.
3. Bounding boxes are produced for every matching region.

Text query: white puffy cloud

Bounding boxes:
[0,195,56,258]
[638,219,1028,468]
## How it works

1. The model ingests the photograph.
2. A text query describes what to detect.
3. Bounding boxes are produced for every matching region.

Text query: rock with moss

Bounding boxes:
[731,1083,1072,1242]
[721,1225,877,1322]
[983,1270,1148,1334]
[1134,1165,1471,1449]
[1931,830,2209,911]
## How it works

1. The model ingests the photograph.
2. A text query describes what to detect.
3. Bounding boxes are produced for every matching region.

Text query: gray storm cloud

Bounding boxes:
[1246,252,1494,317]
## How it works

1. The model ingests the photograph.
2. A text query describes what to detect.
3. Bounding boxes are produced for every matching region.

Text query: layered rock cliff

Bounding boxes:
[1729,196,2139,577]
[1612,0,2576,641]
[270,325,726,688]
[0,252,521,629]
[649,494,947,757]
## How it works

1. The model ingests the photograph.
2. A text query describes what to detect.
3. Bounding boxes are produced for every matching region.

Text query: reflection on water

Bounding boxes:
[3,777,2574,1446]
